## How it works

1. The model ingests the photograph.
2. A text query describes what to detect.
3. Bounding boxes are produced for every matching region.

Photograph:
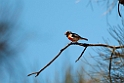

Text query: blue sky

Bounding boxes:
[2,0,124,83]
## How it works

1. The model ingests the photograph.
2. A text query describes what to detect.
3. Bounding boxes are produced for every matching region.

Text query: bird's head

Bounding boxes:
[65,31,72,37]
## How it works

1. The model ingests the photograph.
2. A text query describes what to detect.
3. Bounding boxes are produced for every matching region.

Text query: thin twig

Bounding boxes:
[75,46,87,62]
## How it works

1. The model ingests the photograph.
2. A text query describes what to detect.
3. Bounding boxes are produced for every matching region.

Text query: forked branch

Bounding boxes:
[27,42,72,77]
[27,42,124,77]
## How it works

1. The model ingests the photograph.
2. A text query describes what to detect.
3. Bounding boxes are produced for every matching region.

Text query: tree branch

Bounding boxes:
[75,46,87,62]
[108,48,115,83]
[71,43,124,49]
[27,42,124,77]
[27,42,72,77]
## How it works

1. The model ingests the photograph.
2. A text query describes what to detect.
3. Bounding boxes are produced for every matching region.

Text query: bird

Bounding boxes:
[65,31,88,42]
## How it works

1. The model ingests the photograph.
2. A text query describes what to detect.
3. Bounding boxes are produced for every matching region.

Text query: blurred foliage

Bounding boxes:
[51,64,96,83]
[0,0,24,82]
[0,0,23,59]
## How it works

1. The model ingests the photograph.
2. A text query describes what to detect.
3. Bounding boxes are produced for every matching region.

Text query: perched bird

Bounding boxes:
[65,31,88,42]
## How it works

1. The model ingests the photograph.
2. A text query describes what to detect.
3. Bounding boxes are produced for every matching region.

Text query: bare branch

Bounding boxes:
[71,43,124,49]
[27,42,72,77]
[27,42,124,77]
[75,46,87,62]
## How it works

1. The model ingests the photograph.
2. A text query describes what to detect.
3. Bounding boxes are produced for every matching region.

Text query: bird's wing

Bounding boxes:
[72,32,81,38]
[72,32,88,41]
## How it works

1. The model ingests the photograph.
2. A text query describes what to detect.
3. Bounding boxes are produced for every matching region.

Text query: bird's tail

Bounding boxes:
[80,37,88,41]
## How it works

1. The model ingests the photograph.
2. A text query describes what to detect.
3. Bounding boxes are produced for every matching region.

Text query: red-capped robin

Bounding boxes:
[65,31,88,42]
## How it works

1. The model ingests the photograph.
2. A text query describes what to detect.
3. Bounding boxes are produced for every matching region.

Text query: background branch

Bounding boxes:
[108,48,115,83]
